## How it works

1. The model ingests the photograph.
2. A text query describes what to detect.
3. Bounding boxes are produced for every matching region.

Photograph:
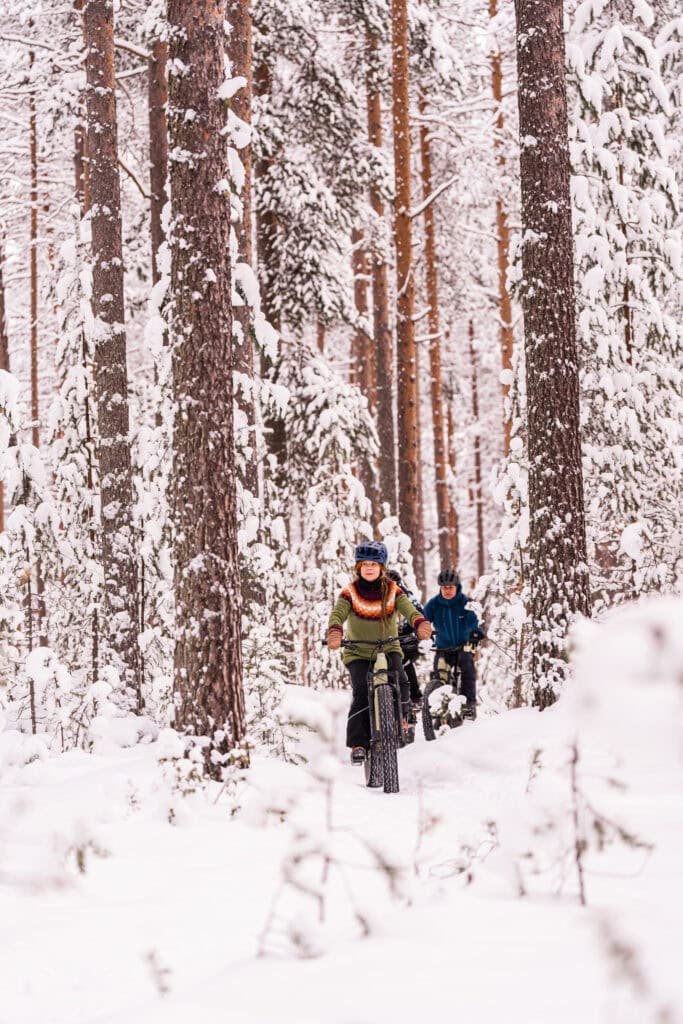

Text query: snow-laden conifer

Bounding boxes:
[568,0,683,603]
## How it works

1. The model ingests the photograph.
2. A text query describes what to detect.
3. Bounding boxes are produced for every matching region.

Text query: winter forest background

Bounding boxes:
[0,0,682,1020]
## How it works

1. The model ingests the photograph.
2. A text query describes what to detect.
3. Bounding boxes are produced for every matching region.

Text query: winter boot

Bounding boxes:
[462,701,477,721]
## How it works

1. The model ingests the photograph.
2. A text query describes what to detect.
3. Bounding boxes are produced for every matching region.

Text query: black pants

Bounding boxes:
[345,652,408,748]
[404,660,422,701]
[433,650,476,703]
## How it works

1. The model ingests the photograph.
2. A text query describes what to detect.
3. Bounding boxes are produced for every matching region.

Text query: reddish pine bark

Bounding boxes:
[72,41,100,681]
[391,1,423,586]
[82,0,141,702]
[445,395,459,565]
[489,0,514,455]
[514,0,591,706]
[29,47,39,451]
[351,228,380,525]
[365,32,398,518]
[469,323,485,580]
[74,120,88,213]
[148,36,168,287]
[0,236,9,532]
[418,96,454,568]
[168,0,246,769]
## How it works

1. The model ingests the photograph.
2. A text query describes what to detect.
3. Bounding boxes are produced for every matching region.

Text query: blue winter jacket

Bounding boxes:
[423,585,479,649]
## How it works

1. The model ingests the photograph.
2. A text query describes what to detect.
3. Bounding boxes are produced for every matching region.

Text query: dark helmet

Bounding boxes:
[385,569,402,584]
[354,540,388,566]
[437,568,460,586]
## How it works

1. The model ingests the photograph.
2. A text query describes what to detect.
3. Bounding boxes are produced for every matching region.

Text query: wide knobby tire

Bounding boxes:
[422,676,443,742]
[364,743,383,788]
[377,684,400,794]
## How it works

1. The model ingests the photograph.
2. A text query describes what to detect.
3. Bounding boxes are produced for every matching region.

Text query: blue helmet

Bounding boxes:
[354,541,388,566]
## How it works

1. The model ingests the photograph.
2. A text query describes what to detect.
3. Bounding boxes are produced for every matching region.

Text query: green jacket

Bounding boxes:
[328,579,426,665]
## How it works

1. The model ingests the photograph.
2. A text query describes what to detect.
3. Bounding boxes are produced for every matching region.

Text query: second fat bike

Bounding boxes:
[422,641,480,742]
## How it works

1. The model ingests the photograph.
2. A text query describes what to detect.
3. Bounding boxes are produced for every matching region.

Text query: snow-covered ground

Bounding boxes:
[2,597,682,1024]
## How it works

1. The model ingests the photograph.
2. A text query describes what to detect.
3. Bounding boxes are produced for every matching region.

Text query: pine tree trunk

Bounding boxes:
[489,0,514,455]
[366,32,398,518]
[72,52,99,683]
[29,47,39,451]
[148,36,168,288]
[74,1,89,213]
[514,0,591,706]
[445,394,459,565]
[351,228,380,525]
[82,0,141,703]
[391,0,423,585]
[418,96,453,568]
[168,0,246,770]
[74,120,88,213]
[28,39,47,648]
[469,323,485,580]
[0,236,9,533]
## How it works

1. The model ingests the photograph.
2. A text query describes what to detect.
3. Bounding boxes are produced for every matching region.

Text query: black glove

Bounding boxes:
[469,628,486,644]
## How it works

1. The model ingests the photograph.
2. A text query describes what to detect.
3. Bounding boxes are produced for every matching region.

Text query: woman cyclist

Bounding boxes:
[327,542,432,764]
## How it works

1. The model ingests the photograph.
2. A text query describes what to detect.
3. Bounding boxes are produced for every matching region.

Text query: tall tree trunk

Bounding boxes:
[29,46,39,452]
[148,36,168,288]
[490,0,514,455]
[445,393,459,565]
[418,95,453,568]
[365,32,397,518]
[351,228,374,407]
[74,120,88,213]
[391,0,423,586]
[168,0,246,770]
[74,2,90,213]
[227,0,258,497]
[0,235,9,533]
[469,323,485,580]
[351,228,380,525]
[73,23,99,682]
[82,0,141,703]
[514,0,591,707]
[28,40,47,647]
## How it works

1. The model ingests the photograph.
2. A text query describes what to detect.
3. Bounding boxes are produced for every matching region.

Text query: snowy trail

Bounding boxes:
[2,668,682,1024]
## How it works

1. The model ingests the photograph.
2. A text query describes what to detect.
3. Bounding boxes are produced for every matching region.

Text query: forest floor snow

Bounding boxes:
[2,599,683,1024]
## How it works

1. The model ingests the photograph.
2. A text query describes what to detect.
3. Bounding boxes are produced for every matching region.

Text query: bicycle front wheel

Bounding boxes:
[422,675,443,742]
[364,742,383,788]
[377,684,400,794]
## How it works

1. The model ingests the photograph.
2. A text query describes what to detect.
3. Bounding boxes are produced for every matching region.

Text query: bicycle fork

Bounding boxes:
[368,651,388,742]
[368,652,405,747]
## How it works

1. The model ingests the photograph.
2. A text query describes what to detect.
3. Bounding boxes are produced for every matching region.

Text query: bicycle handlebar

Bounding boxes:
[432,639,481,653]
[341,636,399,648]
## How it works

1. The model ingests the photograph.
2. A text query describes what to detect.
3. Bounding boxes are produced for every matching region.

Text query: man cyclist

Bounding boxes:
[423,568,484,720]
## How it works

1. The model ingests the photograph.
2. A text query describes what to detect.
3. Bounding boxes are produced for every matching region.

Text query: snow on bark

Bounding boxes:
[167,0,247,773]
[513,0,592,706]
[82,0,141,705]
